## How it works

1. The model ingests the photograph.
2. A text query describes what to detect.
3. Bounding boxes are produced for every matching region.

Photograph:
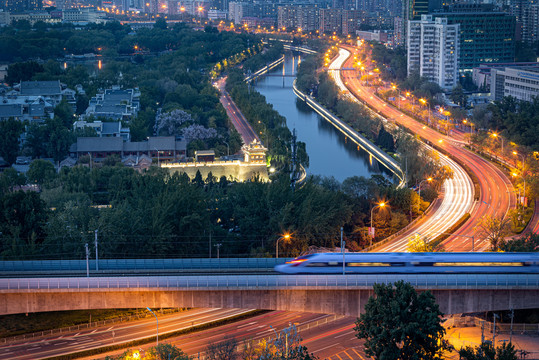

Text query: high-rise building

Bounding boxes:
[1,0,42,11]
[407,15,460,89]
[277,5,319,32]
[523,3,539,43]
[319,8,342,33]
[401,0,442,49]
[393,16,404,46]
[433,4,516,71]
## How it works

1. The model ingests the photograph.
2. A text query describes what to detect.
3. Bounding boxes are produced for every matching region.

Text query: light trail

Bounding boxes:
[328,48,474,251]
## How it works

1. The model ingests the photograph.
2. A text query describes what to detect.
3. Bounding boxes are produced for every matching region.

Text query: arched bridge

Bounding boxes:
[1,274,539,317]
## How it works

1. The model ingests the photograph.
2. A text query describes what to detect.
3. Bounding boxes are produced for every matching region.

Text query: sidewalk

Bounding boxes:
[446,326,539,359]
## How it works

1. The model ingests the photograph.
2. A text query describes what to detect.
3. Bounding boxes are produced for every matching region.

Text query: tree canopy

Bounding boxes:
[354,281,448,360]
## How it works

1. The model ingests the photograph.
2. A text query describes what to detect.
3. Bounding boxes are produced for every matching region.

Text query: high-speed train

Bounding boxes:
[274,252,539,274]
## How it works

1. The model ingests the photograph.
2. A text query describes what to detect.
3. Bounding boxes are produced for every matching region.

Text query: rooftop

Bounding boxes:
[20,81,62,96]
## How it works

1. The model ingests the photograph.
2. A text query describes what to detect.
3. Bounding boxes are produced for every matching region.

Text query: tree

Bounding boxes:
[0,118,24,164]
[474,215,511,251]
[5,61,44,85]
[499,234,539,252]
[240,324,318,360]
[156,109,193,136]
[27,159,56,185]
[206,338,238,360]
[354,281,448,360]
[459,341,517,360]
[154,18,168,30]
[450,84,468,107]
[406,234,437,252]
[147,343,190,360]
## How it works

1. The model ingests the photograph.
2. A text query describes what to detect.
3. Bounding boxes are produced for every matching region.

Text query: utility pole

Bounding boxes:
[290,128,298,191]
[510,309,514,344]
[215,243,222,259]
[341,227,345,275]
[85,243,89,277]
[94,229,98,271]
[493,313,499,347]
[209,231,212,258]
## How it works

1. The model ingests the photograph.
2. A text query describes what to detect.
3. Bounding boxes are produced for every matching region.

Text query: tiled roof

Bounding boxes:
[77,137,124,152]
[0,104,22,118]
[20,81,62,96]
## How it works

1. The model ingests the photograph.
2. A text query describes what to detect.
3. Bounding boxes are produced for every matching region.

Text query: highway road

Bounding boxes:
[2,308,367,360]
[214,77,260,145]
[81,311,365,360]
[336,45,515,251]
[0,308,254,360]
[328,48,474,251]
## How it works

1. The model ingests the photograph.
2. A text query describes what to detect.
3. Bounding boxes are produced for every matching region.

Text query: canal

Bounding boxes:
[253,54,391,183]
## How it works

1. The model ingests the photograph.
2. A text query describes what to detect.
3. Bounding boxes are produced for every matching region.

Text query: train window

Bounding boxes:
[411,262,434,266]
[390,262,406,266]
[433,262,523,267]
[328,261,340,266]
[305,262,328,267]
[348,262,390,267]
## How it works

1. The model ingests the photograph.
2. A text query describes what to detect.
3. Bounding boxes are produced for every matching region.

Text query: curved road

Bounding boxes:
[328,48,473,251]
[337,46,515,251]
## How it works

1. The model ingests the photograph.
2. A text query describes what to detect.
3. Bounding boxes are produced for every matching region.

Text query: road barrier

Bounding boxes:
[292,81,405,188]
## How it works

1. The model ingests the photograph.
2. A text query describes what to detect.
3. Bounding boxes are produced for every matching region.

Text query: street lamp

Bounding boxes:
[512,150,525,168]
[146,307,158,347]
[512,172,526,207]
[491,132,504,157]
[370,202,386,246]
[223,141,230,157]
[418,177,433,199]
[276,233,290,258]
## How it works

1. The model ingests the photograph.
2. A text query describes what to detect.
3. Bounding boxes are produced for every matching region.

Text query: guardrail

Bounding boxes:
[244,55,285,83]
[448,316,539,335]
[2,274,538,291]
[0,258,290,272]
[292,81,405,188]
[282,44,318,54]
[0,308,182,345]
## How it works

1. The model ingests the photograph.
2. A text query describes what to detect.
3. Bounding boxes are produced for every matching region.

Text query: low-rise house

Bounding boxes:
[73,120,131,141]
[84,86,140,122]
[70,136,187,162]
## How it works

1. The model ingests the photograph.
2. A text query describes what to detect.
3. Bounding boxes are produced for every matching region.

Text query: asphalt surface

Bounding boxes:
[0,308,252,360]
[215,77,260,145]
[338,45,515,252]
[75,311,366,360]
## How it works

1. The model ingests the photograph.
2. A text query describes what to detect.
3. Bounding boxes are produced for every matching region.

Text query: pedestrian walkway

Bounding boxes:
[446,326,539,359]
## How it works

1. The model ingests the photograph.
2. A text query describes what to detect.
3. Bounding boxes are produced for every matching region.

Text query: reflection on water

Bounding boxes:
[253,53,391,183]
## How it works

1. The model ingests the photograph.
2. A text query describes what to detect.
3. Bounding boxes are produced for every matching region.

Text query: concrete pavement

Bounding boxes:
[446,326,539,359]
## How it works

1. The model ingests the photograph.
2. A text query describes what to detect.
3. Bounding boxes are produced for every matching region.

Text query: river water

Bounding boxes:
[253,54,390,183]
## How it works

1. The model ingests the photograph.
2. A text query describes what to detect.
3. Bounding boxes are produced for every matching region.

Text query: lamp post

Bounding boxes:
[418,177,433,199]
[223,141,230,157]
[146,307,158,347]
[154,148,160,166]
[512,172,526,207]
[370,202,385,246]
[512,150,525,168]
[392,84,400,109]
[491,132,504,158]
[276,233,290,258]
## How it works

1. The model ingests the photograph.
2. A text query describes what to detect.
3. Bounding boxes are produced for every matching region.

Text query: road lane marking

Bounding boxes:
[335,331,353,338]
[351,348,366,360]
[343,350,354,359]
